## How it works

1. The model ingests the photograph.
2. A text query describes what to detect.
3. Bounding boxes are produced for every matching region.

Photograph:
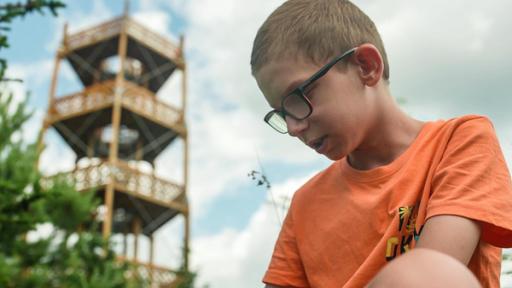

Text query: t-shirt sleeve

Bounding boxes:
[427,116,512,247]
[262,205,309,287]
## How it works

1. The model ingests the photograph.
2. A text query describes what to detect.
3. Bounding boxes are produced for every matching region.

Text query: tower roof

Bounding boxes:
[61,16,184,93]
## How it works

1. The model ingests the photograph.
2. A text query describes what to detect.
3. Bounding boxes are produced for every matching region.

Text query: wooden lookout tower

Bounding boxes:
[39,5,189,287]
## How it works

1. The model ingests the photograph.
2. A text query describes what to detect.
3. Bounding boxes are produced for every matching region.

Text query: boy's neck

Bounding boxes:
[347,93,425,171]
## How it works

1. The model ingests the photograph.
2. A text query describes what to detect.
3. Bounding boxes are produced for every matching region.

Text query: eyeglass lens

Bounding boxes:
[267,113,287,133]
[283,92,310,119]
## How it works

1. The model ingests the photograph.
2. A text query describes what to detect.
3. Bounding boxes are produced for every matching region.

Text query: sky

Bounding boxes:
[3,0,512,287]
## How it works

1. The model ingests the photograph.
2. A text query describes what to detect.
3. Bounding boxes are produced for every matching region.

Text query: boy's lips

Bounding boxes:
[307,136,327,153]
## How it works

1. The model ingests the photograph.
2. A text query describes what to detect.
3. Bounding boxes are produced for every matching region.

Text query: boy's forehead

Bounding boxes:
[254,57,315,107]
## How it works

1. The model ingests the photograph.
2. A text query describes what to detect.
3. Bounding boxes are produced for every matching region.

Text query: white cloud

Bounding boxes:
[8,59,55,89]
[7,57,74,108]
[360,0,512,119]
[7,60,78,176]
[503,249,512,288]
[20,109,45,144]
[3,63,31,106]
[182,0,282,112]
[162,0,188,17]
[38,129,76,176]
[156,67,183,108]
[192,174,312,288]
[3,60,56,147]
[133,9,177,42]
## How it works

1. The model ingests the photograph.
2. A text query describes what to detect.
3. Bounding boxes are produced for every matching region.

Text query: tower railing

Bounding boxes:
[49,80,184,134]
[65,16,181,62]
[65,17,122,51]
[117,255,180,287]
[42,159,186,211]
[122,81,184,130]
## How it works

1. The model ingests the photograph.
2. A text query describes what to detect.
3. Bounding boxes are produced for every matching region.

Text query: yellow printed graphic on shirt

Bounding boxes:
[386,205,424,261]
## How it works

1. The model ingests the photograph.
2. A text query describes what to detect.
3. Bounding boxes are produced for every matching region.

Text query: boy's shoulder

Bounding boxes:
[428,114,497,144]
[442,114,494,130]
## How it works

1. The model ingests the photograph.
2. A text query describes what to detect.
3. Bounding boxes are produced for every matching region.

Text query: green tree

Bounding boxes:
[0,1,139,287]
[0,89,139,287]
[175,252,198,288]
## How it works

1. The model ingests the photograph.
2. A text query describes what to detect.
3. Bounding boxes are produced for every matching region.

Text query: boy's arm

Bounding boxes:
[415,214,481,265]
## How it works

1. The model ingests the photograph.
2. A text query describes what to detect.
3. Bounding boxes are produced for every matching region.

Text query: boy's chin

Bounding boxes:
[323,151,345,161]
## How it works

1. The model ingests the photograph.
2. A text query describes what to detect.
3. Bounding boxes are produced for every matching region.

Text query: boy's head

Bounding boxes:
[251,0,392,161]
[250,0,389,79]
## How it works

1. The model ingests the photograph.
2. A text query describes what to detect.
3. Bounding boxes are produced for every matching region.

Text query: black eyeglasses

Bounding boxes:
[264,47,357,134]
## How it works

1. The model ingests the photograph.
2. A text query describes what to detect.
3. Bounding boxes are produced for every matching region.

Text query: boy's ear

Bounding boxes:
[352,44,384,87]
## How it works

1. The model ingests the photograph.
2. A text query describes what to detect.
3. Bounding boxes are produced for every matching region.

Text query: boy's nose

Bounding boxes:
[286,116,308,137]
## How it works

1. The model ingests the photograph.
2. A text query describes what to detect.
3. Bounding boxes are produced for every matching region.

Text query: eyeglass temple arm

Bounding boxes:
[300,48,357,89]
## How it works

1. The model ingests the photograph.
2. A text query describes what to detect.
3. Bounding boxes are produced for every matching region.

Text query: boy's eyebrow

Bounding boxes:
[271,78,309,110]
[281,79,305,98]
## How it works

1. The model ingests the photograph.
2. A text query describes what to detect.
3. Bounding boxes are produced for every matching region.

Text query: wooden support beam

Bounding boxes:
[62,22,68,48]
[109,15,128,164]
[87,133,95,158]
[179,35,187,122]
[135,139,143,161]
[103,15,129,240]
[184,213,190,271]
[149,235,154,283]
[123,231,128,257]
[102,183,115,238]
[183,135,189,195]
[133,217,141,261]
[180,37,190,271]
[48,55,61,114]
[181,39,189,265]
[149,235,154,264]
[34,120,49,170]
[47,24,67,117]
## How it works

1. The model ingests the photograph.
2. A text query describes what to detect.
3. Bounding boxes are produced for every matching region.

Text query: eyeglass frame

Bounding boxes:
[263,47,357,134]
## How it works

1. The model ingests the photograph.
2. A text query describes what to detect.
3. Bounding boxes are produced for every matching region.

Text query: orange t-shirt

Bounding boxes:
[263,115,512,288]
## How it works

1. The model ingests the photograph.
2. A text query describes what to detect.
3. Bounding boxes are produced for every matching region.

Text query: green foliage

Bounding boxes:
[175,268,198,288]
[174,246,197,288]
[0,88,138,287]
[0,0,65,80]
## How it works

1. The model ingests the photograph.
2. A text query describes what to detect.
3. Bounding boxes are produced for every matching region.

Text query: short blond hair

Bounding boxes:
[251,0,389,81]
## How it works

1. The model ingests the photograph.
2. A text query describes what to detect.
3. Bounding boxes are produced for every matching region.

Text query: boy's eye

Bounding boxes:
[304,84,317,100]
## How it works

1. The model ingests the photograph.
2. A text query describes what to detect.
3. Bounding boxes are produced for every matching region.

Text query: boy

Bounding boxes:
[250,0,512,287]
